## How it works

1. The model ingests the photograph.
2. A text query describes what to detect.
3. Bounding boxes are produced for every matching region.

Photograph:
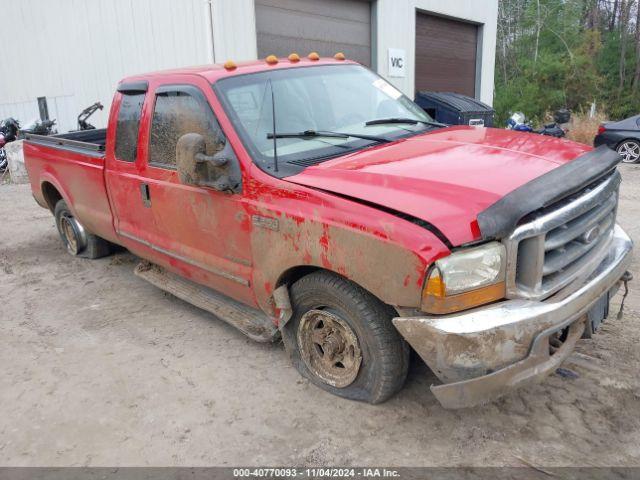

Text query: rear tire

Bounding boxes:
[54,199,112,259]
[282,271,409,404]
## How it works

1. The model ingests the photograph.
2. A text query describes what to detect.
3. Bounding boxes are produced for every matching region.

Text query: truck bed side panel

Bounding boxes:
[23,142,118,244]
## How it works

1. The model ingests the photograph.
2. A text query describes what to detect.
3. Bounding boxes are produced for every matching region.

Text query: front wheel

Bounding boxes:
[617,139,640,163]
[283,271,410,404]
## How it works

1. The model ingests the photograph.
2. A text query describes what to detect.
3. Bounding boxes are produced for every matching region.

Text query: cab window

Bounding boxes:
[149,85,225,169]
[114,92,145,162]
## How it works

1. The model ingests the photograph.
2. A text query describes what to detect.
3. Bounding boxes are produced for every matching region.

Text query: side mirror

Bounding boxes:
[176,133,241,193]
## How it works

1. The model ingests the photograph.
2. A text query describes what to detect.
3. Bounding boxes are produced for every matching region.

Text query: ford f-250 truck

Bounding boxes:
[24,55,633,408]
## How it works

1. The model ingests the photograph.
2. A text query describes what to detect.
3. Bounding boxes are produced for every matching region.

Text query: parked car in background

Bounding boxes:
[595,114,640,163]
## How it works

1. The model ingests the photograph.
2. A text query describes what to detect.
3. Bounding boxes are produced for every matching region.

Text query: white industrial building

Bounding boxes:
[0,0,498,133]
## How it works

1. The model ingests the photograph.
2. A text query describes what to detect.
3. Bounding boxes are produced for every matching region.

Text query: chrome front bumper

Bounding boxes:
[393,225,633,409]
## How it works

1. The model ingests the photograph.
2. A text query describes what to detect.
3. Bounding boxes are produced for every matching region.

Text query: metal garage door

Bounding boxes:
[255,0,371,67]
[415,13,478,97]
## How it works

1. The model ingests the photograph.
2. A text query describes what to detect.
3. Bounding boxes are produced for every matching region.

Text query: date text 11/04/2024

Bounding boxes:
[232,468,400,478]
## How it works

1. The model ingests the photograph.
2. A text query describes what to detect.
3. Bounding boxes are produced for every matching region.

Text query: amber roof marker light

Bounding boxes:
[308,52,320,61]
[288,53,300,62]
[265,55,278,65]
[223,60,237,70]
[334,52,346,60]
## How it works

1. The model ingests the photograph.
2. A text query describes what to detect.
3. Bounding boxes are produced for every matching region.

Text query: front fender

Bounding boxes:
[249,205,448,316]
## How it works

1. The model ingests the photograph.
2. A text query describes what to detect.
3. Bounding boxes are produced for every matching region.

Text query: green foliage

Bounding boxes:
[495,0,640,125]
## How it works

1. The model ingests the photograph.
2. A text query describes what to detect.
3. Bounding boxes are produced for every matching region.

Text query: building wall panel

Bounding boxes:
[0,0,213,132]
[255,0,371,66]
[374,0,498,104]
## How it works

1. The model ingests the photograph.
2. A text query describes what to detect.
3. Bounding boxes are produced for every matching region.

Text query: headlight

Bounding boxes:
[422,242,506,314]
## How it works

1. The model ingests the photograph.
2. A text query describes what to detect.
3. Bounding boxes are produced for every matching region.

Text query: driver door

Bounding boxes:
[139,79,254,306]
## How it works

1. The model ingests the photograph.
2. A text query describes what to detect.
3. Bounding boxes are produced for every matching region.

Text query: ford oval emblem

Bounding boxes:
[580,226,600,244]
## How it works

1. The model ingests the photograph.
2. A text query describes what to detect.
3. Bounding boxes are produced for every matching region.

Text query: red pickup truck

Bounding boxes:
[24,56,633,408]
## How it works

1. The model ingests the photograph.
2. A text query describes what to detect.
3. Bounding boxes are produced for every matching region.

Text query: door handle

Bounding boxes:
[140,183,151,208]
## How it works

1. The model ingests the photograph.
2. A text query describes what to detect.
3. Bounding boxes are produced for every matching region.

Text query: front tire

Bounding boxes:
[283,271,409,404]
[54,199,112,259]
[617,139,640,163]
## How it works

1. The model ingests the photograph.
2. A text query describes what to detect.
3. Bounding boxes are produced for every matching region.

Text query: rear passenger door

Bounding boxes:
[105,83,159,248]
[140,79,254,306]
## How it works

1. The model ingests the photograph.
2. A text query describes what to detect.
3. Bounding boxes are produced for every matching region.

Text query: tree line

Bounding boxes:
[495,0,640,123]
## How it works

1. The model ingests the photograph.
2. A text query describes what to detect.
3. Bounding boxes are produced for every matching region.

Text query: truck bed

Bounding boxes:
[24,129,107,156]
[23,128,117,245]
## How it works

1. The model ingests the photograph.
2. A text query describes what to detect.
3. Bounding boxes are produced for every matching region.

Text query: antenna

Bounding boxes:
[269,79,279,173]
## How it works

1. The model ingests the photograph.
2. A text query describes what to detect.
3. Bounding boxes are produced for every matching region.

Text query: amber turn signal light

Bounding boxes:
[422,281,505,314]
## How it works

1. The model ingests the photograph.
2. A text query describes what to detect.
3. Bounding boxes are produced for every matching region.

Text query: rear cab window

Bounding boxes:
[114,92,145,162]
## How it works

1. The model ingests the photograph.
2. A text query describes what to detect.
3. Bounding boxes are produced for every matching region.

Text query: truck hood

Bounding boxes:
[286,126,592,246]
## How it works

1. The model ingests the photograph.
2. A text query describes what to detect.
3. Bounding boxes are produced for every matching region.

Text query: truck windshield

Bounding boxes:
[214,64,437,177]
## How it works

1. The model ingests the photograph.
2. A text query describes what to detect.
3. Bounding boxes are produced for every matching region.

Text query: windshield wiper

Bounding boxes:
[365,117,447,128]
[267,129,391,143]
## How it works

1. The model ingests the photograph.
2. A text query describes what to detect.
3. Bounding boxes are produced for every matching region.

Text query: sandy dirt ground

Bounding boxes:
[1,165,639,468]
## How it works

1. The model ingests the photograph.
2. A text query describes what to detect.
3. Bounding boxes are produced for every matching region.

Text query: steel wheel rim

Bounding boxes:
[618,142,640,163]
[60,214,80,254]
[297,309,362,388]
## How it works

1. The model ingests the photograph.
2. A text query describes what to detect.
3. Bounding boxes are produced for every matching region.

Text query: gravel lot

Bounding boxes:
[1,165,639,467]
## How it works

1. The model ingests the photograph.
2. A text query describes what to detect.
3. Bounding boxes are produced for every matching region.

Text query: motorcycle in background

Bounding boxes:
[76,101,103,131]
[0,117,20,172]
[20,117,57,136]
[506,109,570,138]
[0,101,102,172]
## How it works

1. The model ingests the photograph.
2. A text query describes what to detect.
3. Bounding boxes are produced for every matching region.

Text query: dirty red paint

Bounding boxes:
[302,251,312,264]
[288,213,306,226]
[319,226,330,251]
[320,252,332,269]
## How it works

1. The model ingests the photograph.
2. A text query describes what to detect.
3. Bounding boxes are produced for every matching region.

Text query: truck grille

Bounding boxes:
[504,170,620,300]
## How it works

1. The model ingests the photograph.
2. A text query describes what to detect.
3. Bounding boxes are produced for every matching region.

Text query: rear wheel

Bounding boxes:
[282,271,409,404]
[617,139,640,163]
[54,199,112,258]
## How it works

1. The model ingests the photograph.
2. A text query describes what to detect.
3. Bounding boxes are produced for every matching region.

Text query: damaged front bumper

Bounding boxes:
[393,225,633,409]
